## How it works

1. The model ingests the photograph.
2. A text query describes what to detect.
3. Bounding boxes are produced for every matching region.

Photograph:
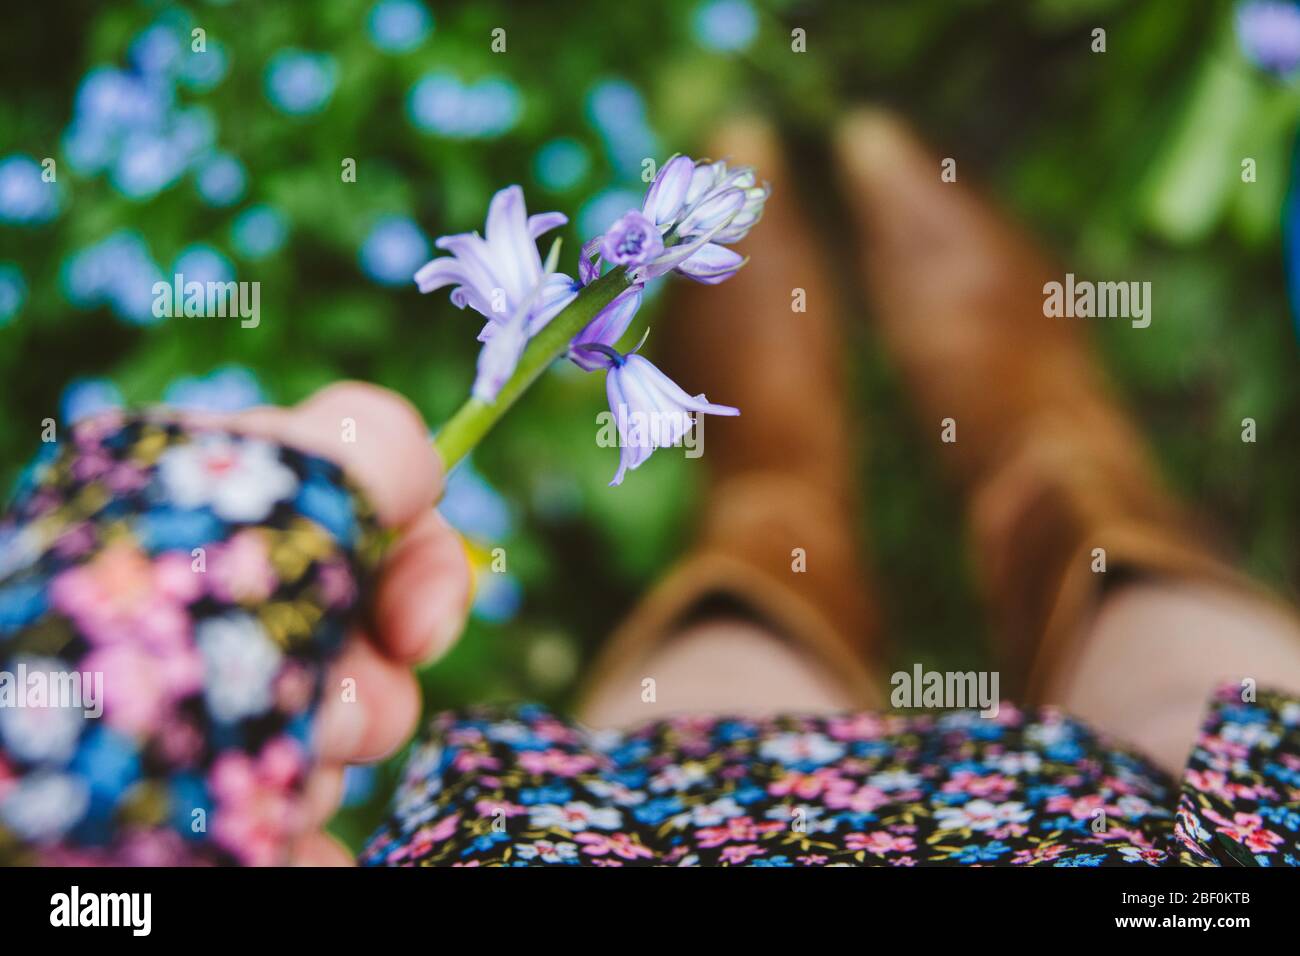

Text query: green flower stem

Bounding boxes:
[433,266,629,469]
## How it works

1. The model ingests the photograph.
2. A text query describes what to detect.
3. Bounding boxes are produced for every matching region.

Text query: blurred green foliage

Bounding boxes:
[2,0,1296,849]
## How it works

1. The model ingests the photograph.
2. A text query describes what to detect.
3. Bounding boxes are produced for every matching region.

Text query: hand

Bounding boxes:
[207,382,471,865]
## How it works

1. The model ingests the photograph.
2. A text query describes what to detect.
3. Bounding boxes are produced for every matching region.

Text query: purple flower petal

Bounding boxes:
[527,211,568,239]
[676,242,746,284]
[569,286,643,370]
[642,155,695,226]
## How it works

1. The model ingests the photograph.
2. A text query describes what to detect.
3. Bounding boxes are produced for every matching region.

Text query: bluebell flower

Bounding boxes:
[586,80,660,174]
[407,73,519,139]
[172,244,236,287]
[368,0,433,53]
[582,154,768,287]
[574,345,738,486]
[439,459,514,540]
[265,50,338,116]
[534,139,590,192]
[360,216,431,286]
[180,40,228,92]
[0,155,60,225]
[60,377,124,424]
[195,153,246,207]
[472,573,523,623]
[416,185,579,401]
[692,0,759,52]
[1236,1,1300,74]
[231,205,289,259]
[163,366,265,413]
[0,263,26,325]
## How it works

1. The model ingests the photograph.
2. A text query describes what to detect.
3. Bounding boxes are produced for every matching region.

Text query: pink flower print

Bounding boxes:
[576,831,654,861]
[845,831,917,857]
[941,771,1016,800]
[1203,810,1284,854]
[826,713,885,741]
[517,749,598,777]
[1044,793,1115,821]
[823,783,890,814]
[208,737,305,866]
[50,541,201,650]
[394,813,462,863]
[695,815,774,848]
[52,521,96,560]
[452,750,500,773]
[315,558,357,609]
[769,768,841,800]
[273,660,316,715]
[82,641,203,737]
[474,798,526,818]
[206,529,276,604]
[718,843,765,865]
[1010,842,1069,866]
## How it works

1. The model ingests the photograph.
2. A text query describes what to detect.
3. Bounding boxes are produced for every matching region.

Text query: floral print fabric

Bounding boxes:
[0,414,378,865]
[362,688,1300,867]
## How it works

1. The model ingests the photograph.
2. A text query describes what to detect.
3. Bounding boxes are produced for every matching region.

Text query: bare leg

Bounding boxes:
[579,617,858,729]
[1048,581,1300,776]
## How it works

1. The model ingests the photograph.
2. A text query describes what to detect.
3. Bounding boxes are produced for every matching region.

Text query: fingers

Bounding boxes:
[216,381,444,529]
[375,509,473,664]
[289,831,355,867]
[300,765,346,830]
[316,636,422,763]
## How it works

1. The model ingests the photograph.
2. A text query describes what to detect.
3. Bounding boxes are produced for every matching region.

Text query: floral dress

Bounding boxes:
[2,415,1298,867]
[0,414,379,865]
[358,690,1300,867]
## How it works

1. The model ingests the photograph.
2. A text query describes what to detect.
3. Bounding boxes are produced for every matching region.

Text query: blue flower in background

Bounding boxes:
[129,23,184,77]
[472,573,523,623]
[367,0,433,53]
[112,131,191,199]
[60,231,165,325]
[180,40,229,92]
[0,155,60,225]
[265,50,338,116]
[534,138,591,192]
[359,215,430,285]
[408,73,521,139]
[692,0,759,52]
[578,187,645,244]
[195,152,246,207]
[0,264,26,325]
[60,378,124,424]
[231,205,289,259]
[439,459,514,540]
[163,366,265,413]
[1236,1,1300,75]
[62,59,218,203]
[586,80,660,177]
[172,243,236,286]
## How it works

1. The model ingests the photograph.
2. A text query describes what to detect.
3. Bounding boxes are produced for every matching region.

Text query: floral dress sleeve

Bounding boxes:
[0,412,380,865]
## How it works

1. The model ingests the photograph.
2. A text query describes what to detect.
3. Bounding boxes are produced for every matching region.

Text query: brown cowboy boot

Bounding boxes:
[577,116,882,720]
[831,108,1259,703]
